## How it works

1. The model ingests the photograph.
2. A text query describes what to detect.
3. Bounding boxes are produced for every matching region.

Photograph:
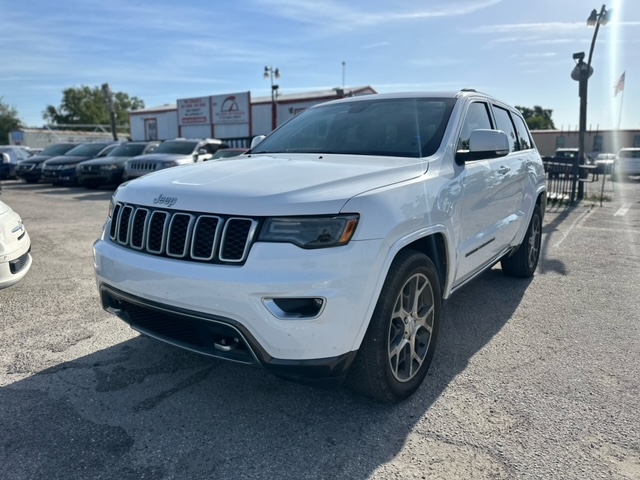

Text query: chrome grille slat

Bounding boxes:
[146,211,169,254]
[109,204,122,239]
[130,209,149,250]
[117,206,134,244]
[191,215,221,261]
[220,218,259,263]
[109,203,254,265]
[167,213,194,258]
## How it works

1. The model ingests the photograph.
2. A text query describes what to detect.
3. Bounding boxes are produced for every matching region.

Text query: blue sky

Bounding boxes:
[1,0,638,130]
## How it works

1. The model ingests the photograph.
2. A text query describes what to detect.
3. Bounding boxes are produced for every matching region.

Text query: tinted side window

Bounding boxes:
[492,106,518,152]
[458,102,493,151]
[512,114,534,150]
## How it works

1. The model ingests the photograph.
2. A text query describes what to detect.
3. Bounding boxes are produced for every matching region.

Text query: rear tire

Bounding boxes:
[501,204,542,278]
[347,250,441,403]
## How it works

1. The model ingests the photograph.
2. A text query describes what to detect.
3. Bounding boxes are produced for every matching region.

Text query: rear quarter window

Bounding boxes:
[492,105,519,152]
[512,114,534,150]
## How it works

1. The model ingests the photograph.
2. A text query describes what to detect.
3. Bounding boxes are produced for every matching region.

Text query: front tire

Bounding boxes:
[501,204,542,278]
[347,250,441,403]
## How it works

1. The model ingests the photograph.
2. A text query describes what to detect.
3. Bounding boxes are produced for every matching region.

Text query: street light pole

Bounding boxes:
[571,4,611,203]
[101,83,118,141]
[264,66,280,131]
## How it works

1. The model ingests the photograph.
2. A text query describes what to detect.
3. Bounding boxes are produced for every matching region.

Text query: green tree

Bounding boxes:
[515,105,556,130]
[0,97,22,145]
[43,85,144,127]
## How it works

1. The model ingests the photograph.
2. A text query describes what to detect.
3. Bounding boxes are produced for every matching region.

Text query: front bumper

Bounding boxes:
[15,167,42,182]
[42,168,78,184]
[100,284,357,385]
[94,236,386,365]
[78,170,122,186]
[0,244,32,289]
[0,164,16,180]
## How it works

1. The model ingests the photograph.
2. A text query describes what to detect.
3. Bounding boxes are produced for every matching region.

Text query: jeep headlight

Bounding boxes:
[100,164,118,171]
[258,215,359,249]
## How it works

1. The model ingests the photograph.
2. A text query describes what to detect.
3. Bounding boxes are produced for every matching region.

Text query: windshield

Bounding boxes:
[41,144,76,156]
[153,141,198,155]
[619,150,640,159]
[65,143,110,157]
[252,97,456,158]
[108,143,148,157]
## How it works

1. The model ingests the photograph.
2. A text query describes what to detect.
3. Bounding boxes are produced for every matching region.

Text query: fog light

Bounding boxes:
[263,297,325,319]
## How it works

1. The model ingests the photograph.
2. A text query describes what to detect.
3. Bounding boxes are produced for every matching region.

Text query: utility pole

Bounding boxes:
[264,67,280,131]
[569,4,611,203]
[101,83,118,141]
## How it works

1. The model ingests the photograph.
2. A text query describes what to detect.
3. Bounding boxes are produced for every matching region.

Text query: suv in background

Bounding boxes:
[613,148,640,181]
[0,146,31,180]
[42,142,120,185]
[95,90,546,402]
[77,141,160,188]
[123,138,228,180]
[15,143,77,183]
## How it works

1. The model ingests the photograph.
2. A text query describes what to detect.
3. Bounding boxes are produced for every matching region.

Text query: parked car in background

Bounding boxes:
[594,152,616,174]
[209,148,248,160]
[123,138,228,180]
[41,142,119,185]
[0,198,32,289]
[0,146,31,180]
[77,141,160,189]
[15,143,77,183]
[613,148,640,181]
[96,90,547,402]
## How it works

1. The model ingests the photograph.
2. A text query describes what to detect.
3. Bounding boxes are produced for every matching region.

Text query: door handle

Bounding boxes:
[498,166,511,174]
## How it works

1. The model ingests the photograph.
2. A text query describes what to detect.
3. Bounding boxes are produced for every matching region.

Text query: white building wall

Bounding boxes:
[251,104,273,136]
[179,125,212,139]
[130,111,178,141]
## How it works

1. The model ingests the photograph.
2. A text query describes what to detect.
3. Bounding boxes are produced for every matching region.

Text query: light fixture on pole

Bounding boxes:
[264,66,280,131]
[569,4,611,203]
[101,83,118,141]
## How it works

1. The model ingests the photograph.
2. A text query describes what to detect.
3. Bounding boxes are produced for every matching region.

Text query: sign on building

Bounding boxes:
[177,96,211,125]
[211,91,251,138]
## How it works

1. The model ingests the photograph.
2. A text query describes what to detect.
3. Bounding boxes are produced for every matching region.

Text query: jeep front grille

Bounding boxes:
[128,162,158,172]
[109,202,259,265]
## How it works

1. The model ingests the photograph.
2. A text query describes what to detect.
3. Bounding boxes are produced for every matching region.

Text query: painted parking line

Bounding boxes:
[614,203,632,217]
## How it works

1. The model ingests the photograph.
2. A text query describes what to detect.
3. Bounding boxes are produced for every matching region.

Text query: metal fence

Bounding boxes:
[542,158,599,204]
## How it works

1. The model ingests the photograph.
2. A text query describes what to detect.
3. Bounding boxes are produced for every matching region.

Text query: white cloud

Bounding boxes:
[253,0,503,30]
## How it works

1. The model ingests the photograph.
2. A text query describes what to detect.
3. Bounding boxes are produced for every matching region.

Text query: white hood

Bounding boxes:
[116,154,428,216]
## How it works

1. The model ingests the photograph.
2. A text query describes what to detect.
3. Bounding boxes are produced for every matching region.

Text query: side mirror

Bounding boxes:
[456,129,510,164]
[250,135,266,149]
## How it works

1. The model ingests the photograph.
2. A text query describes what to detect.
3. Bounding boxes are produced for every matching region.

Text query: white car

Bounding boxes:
[614,148,640,180]
[94,90,546,402]
[594,153,616,174]
[0,200,32,289]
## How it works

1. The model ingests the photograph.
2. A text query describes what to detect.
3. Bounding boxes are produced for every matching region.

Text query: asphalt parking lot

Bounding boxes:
[1,178,639,480]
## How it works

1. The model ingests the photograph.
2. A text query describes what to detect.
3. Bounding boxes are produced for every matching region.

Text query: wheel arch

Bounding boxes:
[350,226,454,354]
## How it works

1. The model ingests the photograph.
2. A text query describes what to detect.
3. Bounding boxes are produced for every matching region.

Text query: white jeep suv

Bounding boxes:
[94,90,546,402]
[123,138,227,180]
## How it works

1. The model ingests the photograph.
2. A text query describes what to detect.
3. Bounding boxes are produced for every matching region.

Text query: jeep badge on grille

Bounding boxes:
[153,194,177,207]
